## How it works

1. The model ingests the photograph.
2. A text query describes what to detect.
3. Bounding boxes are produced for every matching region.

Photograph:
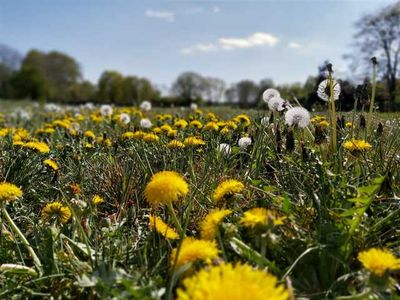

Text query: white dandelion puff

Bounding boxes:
[268,96,285,112]
[238,137,252,149]
[218,143,231,155]
[317,79,341,102]
[100,104,113,116]
[284,107,310,128]
[119,113,131,124]
[140,118,152,129]
[262,88,280,103]
[190,103,198,110]
[44,103,62,113]
[140,101,152,112]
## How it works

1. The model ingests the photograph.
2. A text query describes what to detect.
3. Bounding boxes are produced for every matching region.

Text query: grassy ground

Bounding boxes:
[0,100,399,299]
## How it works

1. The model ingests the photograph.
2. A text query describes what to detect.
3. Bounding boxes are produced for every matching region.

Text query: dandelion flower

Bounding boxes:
[284,107,310,128]
[23,141,50,153]
[200,209,232,240]
[190,103,198,110]
[0,182,23,203]
[43,159,59,171]
[262,88,280,103]
[170,237,219,269]
[238,137,252,149]
[144,171,189,207]
[218,143,231,155]
[233,114,251,127]
[343,139,372,152]
[167,140,185,149]
[317,79,341,102]
[148,215,179,240]
[92,195,104,205]
[345,122,354,128]
[358,248,400,276]
[100,104,113,116]
[174,119,189,129]
[240,208,286,228]
[189,120,203,129]
[212,179,244,203]
[140,118,152,129]
[42,202,72,224]
[84,130,96,139]
[268,96,285,112]
[184,137,206,147]
[143,133,160,142]
[177,263,288,300]
[140,101,152,112]
[204,121,219,131]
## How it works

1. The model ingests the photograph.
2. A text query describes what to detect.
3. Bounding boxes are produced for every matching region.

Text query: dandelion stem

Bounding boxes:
[1,206,43,275]
[368,60,377,135]
[166,202,183,235]
[328,72,337,154]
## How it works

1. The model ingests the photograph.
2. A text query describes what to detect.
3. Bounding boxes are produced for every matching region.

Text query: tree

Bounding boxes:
[351,1,400,108]
[0,63,14,98]
[0,43,22,70]
[235,80,258,107]
[11,66,49,100]
[171,72,206,103]
[21,50,81,101]
[203,77,226,103]
[97,71,125,103]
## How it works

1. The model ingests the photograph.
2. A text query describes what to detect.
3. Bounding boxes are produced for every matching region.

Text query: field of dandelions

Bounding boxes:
[0,71,400,299]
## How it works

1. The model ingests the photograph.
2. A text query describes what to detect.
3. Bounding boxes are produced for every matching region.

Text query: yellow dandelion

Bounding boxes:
[177,263,288,300]
[144,171,189,207]
[0,182,23,203]
[170,237,219,269]
[233,114,251,127]
[161,124,173,133]
[148,215,179,240]
[183,137,206,147]
[43,159,59,171]
[167,140,185,149]
[318,120,329,128]
[343,139,372,151]
[240,208,286,228]
[212,179,244,203]
[143,133,160,142]
[84,130,96,139]
[42,202,71,224]
[23,141,50,153]
[189,120,203,129]
[167,129,178,138]
[121,132,134,140]
[92,195,104,205]
[174,119,188,129]
[345,122,354,128]
[153,127,163,134]
[358,248,400,277]
[200,209,232,240]
[204,121,219,131]
[220,126,230,135]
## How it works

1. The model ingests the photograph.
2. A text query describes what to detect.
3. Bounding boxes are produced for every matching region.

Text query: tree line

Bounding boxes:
[0,1,399,110]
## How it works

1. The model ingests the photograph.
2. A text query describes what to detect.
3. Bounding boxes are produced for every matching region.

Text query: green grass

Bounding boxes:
[0,101,399,299]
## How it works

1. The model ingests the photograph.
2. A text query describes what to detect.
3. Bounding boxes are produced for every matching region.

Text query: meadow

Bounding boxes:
[0,82,399,299]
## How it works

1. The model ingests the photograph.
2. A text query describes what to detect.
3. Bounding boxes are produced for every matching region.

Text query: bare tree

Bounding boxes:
[351,1,400,107]
[203,77,226,103]
[0,43,22,70]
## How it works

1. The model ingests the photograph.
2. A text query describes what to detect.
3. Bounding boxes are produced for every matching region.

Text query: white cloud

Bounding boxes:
[145,9,175,22]
[288,42,303,49]
[181,32,279,55]
[184,7,204,15]
[212,6,221,13]
[219,32,279,50]
[181,43,217,55]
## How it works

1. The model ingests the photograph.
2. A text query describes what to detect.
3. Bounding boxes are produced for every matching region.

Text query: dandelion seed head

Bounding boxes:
[284,107,310,128]
[262,88,280,103]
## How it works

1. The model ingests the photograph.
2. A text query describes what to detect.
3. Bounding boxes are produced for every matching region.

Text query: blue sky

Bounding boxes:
[0,0,395,91]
